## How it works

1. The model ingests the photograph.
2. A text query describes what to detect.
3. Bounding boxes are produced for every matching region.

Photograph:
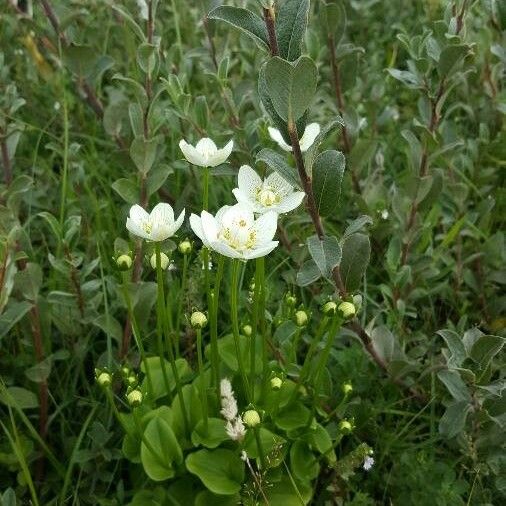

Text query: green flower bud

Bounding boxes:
[150,252,170,270]
[338,301,356,319]
[270,377,283,390]
[121,366,130,377]
[190,311,208,329]
[342,382,353,395]
[352,294,362,311]
[294,310,309,327]
[127,374,137,387]
[242,409,261,427]
[178,239,192,255]
[339,419,353,434]
[285,293,297,307]
[242,324,252,336]
[322,301,337,315]
[116,254,132,271]
[96,371,112,388]
[127,389,143,407]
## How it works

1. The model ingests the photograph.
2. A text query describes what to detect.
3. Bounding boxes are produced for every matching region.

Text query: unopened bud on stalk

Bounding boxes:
[294,310,309,327]
[121,366,130,377]
[270,377,283,390]
[242,324,252,336]
[191,311,208,329]
[342,382,353,395]
[150,252,170,270]
[242,410,261,427]
[96,371,112,388]
[338,301,356,319]
[285,293,297,307]
[127,374,137,387]
[116,254,132,271]
[339,419,354,434]
[178,239,192,255]
[322,301,338,316]
[127,389,143,407]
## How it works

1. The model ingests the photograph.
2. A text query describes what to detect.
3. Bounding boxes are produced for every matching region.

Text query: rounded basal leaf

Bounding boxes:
[264,56,318,123]
[195,490,240,506]
[191,418,229,449]
[186,449,245,495]
[244,428,287,465]
[312,150,345,217]
[265,475,312,505]
[339,233,371,292]
[274,402,311,431]
[141,357,192,401]
[290,441,320,481]
[439,401,471,438]
[140,416,183,481]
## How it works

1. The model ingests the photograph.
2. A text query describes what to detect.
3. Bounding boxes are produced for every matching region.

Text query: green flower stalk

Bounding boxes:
[191,311,209,432]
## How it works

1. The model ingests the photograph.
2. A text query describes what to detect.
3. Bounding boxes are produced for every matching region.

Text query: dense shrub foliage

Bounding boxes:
[0,0,504,504]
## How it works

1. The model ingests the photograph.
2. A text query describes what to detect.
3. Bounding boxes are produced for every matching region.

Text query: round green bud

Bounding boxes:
[338,301,356,319]
[150,252,170,271]
[352,294,362,311]
[127,374,137,387]
[116,254,132,271]
[322,301,338,316]
[270,377,283,390]
[96,372,112,387]
[190,311,208,329]
[127,389,143,407]
[285,293,297,307]
[342,382,353,395]
[178,239,192,255]
[121,366,130,377]
[294,310,309,327]
[242,409,261,427]
[242,324,252,337]
[339,420,353,434]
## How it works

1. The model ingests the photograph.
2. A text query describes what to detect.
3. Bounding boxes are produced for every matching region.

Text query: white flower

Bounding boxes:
[380,209,389,220]
[126,203,185,242]
[268,123,320,152]
[220,395,238,421]
[220,378,234,399]
[363,456,374,471]
[232,165,305,215]
[190,204,278,260]
[179,137,233,167]
[225,418,246,441]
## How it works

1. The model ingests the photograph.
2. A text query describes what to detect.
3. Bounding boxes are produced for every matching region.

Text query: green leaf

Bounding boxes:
[274,402,311,431]
[264,56,318,123]
[137,43,157,76]
[439,401,471,438]
[130,136,159,174]
[437,369,471,402]
[14,263,42,301]
[243,428,286,465]
[0,301,32,340]
[307,235,342,280]
[276,0,310,61]
[303,117,344,174]
[343,215,373,239]
[186,449,244,495]
[63,44,96,77]
[370,326,395,363]
[112,178,139,204]
[437,329,466,368]
[438,44,471,76]
[312,150,345,216]
[323,1,346,44]
[195,491,240,506]
[129,102,144,138]
[469,335,504,370]
[256,148,300,188]
[191,418,229,449]
[339,233,371,292]
[0,387,38,409]
[141,357,192,401]
[140,416,182,481]
[208,6,269,50]
[290,441,320,481]
[296,259,321,287]
[265,475,312,505]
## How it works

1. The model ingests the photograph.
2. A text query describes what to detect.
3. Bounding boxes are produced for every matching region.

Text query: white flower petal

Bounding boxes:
[126,217,150,240]
[171,209,185,235]
[179,139,205,166]
[211,240,243,259]
[221,204,254,229]
[277,191,305,213]
[150,203,175,241]
[268,127,292,151]
[129,204,149,224]
[252,211,278,247]
[238,165,262,200]
[265,171,294,197]
[195,138,218,160]
[232,188,258,212]
[243,241,278,259]
[299,123,320,152]
[200,210,219,244]
[209,139,233,167]
[190,214,208,246]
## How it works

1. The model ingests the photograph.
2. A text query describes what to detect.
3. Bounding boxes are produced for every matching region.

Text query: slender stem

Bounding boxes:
[155,244,190,433]
[174,253,189,353]
[155,245,175,399]
[58,80,69,227]
[196,328,208,432]
[0,130,12,186]
[231,259,250,401]
[254,426,267,469]
[311,316,341,388]
[170,0,183,50]
[250,259,262,401]
[263,7,279,56]
[210,255,225,399]
[121,273,155,397]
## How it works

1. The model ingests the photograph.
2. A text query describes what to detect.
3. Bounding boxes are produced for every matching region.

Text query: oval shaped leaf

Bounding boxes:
[312,150,345,217]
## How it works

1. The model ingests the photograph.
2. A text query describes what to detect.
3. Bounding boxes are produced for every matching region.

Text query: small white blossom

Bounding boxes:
[220,378,234,398]
[220,378,246,441]
[190,204,278,260]
[363,456,374,471]
[126,203,185,242]
[268,123,320,152]
[225,418,246,441]
[179,137,233,167]
[380,209,389,220]
[220,395,238,421]
[232,165,305,215]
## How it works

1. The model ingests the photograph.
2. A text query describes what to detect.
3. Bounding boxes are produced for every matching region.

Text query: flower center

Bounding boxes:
[142,221,153,234]
[219,226,256,251]
[257,187,279,207]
